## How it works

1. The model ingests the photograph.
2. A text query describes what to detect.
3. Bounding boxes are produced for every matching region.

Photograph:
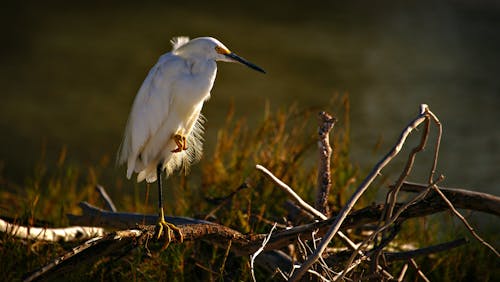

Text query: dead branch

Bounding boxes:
[429,183,500,257]
[290,104,433,281]
[0,218,104,242]
[399,181,500,216]
[383,238,468,262]
[409,258,431,282]
[397,263,408,282]
[67,201,213,229]
[382,118,429,224]
[316,111,336,216]
[256,164,359,252]
[95,184,117,212]
[251,223,277,282]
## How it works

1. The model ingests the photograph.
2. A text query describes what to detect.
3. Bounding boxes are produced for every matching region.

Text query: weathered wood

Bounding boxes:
[0,218,104,242]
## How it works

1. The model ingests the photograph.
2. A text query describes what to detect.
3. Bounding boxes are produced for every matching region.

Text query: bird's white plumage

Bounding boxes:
[118,36,264,183]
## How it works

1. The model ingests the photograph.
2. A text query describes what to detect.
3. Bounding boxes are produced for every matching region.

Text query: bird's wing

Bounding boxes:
[118,53,183,178]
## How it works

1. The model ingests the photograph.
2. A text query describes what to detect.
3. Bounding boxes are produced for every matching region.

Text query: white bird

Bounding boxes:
[118,36,265,240]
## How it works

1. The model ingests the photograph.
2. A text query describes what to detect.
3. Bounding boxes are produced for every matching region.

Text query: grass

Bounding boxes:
[0,97,498,281]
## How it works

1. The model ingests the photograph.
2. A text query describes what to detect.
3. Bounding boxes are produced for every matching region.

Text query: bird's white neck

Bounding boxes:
[187,57,217,78]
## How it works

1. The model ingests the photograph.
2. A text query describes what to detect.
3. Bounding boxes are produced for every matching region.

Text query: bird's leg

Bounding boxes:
[155,163,184,245]
[171,134,187,153]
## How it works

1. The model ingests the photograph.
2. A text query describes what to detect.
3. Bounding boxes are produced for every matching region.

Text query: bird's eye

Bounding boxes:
[215,46,230,55]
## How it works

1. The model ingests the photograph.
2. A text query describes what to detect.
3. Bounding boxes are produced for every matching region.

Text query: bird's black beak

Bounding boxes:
[224,52,266,73]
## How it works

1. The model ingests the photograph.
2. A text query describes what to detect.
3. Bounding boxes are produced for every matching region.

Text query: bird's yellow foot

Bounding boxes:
[171,134,187,153]
[155,208,184,245]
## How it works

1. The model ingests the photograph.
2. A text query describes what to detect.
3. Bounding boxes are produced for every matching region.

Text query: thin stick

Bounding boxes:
[256,165,359,251]
[95,185,117,212]
[383,118,430,222]
[289,104,431,281]
[219,240,232,278]
[332,256,365,281]
[430,183,500,257]
[397,263,408,282]
[398,181,500,216]
[409,258,430,282]
[256,165,325,219]
[251,223,277,282]
[425,109,442,183]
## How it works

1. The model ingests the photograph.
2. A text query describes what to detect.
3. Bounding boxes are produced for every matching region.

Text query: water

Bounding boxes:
[1,1,498,207]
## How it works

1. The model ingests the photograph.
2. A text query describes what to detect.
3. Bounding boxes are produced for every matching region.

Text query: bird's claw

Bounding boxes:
[171,134,187,153]
[155,209,184,249]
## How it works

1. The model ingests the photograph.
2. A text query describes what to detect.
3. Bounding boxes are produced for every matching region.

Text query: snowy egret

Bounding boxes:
[118,36,265,240]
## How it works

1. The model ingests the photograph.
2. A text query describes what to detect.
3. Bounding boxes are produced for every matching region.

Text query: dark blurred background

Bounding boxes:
[1,1,499,201]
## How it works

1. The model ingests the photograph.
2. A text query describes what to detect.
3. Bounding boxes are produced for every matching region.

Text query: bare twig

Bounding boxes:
[383,118,430,223]
[256,165,324,219]
[251,223,277,282]
[375,116,431,273]
[256,165,359,251]
[332,256,366,281]
[430,183,500,257]
[204,182,249,220]
[316,111,336,216]
[398,181,500,216]
[95,184,117,212]
[397,263,408,282]
[290,104,431,281]
[409,258,430,282]
[219,240,232,278]
[425,108,442,183]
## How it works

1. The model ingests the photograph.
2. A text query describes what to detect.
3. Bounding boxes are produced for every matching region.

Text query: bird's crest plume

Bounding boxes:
[170,36,190,51]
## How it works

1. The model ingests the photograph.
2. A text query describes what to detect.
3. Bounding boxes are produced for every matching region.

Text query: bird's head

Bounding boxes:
[174,37,265,73]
